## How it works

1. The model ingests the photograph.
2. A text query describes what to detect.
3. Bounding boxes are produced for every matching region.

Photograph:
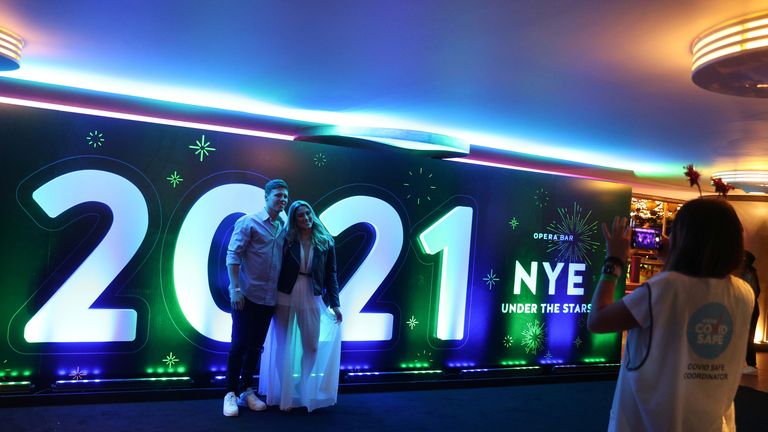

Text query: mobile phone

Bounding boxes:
[631,227,661,250]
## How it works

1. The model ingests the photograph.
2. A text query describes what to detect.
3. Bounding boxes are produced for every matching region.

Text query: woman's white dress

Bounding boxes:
[259,245,342,412]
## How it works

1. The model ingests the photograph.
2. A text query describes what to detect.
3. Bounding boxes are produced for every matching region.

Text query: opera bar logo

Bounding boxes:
[532,232,574,242]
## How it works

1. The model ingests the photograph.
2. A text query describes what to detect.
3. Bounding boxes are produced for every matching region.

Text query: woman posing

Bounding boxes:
[260,200,343,412]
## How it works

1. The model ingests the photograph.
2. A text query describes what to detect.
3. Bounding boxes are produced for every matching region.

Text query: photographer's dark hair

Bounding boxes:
[664,198,743,278]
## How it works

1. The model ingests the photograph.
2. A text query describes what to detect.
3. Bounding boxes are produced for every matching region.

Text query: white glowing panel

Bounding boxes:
[24,170,146,342]
[418,206,473,340]
[319,196,402,341]
[174,184,264,343]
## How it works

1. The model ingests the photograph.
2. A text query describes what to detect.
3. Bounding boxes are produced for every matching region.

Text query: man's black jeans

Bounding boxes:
[225,298,275,394]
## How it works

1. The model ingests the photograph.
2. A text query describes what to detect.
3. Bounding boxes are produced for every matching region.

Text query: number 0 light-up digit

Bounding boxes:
[319,196,403,341]
[418,206,473,340]
[25,170,147,343]
[174,184,265,343]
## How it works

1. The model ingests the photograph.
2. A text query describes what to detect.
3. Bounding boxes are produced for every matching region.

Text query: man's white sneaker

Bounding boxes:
[239,389,267,411]
[743,366,758,375]
[223,391,239,416]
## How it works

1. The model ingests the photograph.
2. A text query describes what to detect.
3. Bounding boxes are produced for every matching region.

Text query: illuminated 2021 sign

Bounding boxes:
[21,171,470,344]
[0,104,630,385]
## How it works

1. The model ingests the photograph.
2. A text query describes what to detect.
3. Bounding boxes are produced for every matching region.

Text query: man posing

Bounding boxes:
[223,179,289,416]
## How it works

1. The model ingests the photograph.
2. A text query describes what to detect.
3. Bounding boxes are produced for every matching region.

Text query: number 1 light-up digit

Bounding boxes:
[418,206,473,341]
[174,184,264,343]
[24,170,146,343]
[319,196,403,341]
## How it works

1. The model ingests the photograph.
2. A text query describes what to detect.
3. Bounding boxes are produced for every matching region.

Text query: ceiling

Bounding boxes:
[2,0,768,198]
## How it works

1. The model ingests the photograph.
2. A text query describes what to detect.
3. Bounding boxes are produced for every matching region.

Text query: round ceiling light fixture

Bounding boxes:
[691,11,768,97]
[0,26,23,71]
[711,170,768,194]
[295,126,469,158]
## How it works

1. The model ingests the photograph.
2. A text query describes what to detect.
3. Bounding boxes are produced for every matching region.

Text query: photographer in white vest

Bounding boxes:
[589,198,754,431]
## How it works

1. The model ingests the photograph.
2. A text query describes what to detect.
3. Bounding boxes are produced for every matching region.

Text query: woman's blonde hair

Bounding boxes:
[285,200,334,251]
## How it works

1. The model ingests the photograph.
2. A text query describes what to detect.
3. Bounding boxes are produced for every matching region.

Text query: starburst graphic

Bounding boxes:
[508,217,520,229]
[163,352,179,368]
[416,349,433,364]
[189,134,216,161]
[503,335,515,348]
[69,366,87,381]
[483,269,499,289]
[545,202,600,264]
[574,336,583,348]
[313,152,327,167]
[533,188,550,208]
[403,167,437,205]
[544,350,553,359]
[577,317,586,328]
[406,316,419,330]
[166,171,183,188]
[86,130,105,148]
[521,320,546,354]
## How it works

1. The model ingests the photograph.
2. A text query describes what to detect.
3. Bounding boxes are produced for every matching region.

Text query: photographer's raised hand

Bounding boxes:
[602,216,631,264]
[587,216,639,333]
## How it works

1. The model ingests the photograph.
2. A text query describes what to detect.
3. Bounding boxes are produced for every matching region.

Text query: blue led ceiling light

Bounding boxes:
[296,125,469,158]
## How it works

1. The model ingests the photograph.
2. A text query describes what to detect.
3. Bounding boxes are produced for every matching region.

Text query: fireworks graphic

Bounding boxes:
[544,350,553,359]
[483,269,499,289]
[313,153,327,167]
[533,188,550,208]
[166,171,183,188]
[416,349,433,364]
[403,167,436,205]
[574,336,583,348]
[86,130,105,148]
[521,320,546,354]
[545,202,600,263]
[69,366,87,381]
[406,316,419,330]
[503,335,515,348]
[163,352,179,368]
[508,217,520,229]
[189,134,216,161]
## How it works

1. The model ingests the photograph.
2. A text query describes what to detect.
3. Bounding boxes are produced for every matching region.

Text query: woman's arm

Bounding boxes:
[587,284,638,333]
[587,216,639,333]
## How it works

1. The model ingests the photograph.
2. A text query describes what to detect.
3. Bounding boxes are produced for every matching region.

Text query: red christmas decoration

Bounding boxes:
[684,164,702,196]
[711,177,734,198]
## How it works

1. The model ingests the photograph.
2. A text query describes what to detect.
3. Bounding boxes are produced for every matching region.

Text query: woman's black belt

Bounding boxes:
[298,271,311,276]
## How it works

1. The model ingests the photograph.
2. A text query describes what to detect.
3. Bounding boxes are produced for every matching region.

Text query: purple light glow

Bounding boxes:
[340,364,370,370]
[447,361,477,368]
[0,96,295,141]
[448,157,609,182]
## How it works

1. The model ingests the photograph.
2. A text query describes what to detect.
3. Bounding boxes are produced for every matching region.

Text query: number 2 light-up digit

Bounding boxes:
[174,184,264,343]
[24,170,147,343]
[418,206,473,341]
[319,196,403,341]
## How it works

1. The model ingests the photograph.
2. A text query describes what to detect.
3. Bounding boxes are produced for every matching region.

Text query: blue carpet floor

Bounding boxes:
[1,380,766,431]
